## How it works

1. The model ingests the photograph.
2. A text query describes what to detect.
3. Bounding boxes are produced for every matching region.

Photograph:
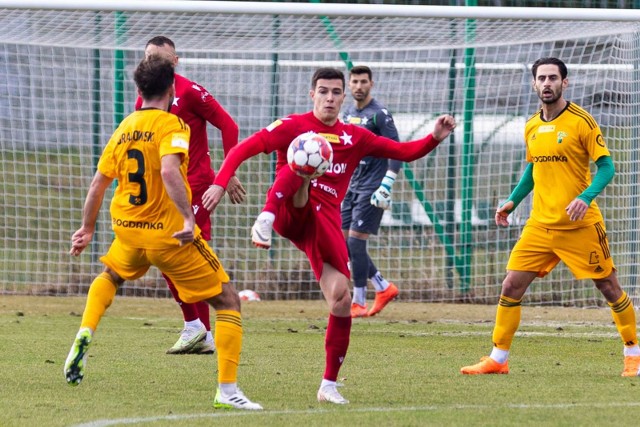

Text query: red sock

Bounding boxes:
[163,273,199,322]
[195,301,211,331]
[323,314,352,381]
[263,166,303,214]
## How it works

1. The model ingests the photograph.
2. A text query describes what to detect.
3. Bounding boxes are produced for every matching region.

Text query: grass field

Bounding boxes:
[1,295,639,427]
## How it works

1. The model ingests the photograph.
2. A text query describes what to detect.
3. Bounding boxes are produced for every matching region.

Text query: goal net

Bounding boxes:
[2,1,640,307]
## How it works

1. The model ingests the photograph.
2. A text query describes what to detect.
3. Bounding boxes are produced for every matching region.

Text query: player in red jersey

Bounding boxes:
[202,67,455,404]
[136,36,246,355]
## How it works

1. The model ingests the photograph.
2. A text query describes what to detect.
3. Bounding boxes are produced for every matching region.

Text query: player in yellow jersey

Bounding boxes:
[461,57,640,377]
[63,55,262,409]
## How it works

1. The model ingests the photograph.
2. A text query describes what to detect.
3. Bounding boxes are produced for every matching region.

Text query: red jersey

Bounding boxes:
[215,111,440,210]
[135,73,238,192]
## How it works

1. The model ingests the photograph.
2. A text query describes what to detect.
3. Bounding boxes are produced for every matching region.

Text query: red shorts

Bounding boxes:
[274,198,350,281]
[191,185,211,241]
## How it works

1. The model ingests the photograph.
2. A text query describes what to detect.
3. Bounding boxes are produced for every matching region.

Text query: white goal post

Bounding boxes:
[2,1,640,307]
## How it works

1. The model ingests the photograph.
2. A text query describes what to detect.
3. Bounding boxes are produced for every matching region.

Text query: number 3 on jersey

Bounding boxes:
[127,149,147,205]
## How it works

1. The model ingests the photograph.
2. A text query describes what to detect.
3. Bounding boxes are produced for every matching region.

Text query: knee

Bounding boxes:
[595,273,622,302]
[347,236,367,258]
[103,268,124,286]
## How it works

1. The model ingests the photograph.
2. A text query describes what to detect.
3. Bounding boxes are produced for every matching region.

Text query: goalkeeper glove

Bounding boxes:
[370,171,397,210]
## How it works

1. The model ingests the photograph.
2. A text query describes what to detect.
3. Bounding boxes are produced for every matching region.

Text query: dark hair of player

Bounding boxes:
[311,67,345,90]
[134,55,175,100]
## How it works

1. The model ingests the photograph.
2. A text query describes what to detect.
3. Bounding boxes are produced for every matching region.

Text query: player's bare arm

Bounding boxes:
[202,184,226,212]
[161,153,196,245]
[70,171,113,256]
[226,175,246,204]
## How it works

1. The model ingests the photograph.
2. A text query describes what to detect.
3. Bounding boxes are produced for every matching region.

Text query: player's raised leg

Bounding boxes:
[252,167,304,249]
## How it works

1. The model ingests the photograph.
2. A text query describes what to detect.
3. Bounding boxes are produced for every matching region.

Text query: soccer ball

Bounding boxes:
[287,132,333,178]
[239,289,261,302]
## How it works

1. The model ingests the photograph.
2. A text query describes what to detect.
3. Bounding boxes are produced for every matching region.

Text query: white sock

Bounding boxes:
[489,347,509,364]
[371,272,389,292]
[320,379,336,389]
[257,211,275,223]
[184,319,203,330]
[220,382,237,396]
[205,331,214,343]
[352,287,366,306]
[624,344,640,356]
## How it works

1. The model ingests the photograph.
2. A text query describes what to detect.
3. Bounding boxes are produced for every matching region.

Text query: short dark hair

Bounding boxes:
[349,65,372,81]
[531,57,567,80]
[134,55,175,100]
[311,67,345,90]
[145,35,176,50]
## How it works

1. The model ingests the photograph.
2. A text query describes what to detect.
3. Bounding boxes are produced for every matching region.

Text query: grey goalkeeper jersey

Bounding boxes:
[342,98,401,194]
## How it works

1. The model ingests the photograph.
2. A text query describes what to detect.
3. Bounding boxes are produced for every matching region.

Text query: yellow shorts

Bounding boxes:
[100,235,229,303]
[507,221,615,280]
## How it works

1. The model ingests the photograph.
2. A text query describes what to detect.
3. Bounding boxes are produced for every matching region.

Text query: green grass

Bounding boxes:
[1,296,639,426]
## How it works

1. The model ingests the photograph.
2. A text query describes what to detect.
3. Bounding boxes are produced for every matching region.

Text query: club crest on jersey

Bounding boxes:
[339,131,353,145]
[557,131,567,144]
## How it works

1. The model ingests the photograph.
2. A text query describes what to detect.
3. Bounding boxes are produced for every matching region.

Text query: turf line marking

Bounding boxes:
[72,401,640,427]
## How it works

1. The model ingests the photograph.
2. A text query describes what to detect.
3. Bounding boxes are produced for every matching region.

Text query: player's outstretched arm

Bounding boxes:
[70,171,113,256]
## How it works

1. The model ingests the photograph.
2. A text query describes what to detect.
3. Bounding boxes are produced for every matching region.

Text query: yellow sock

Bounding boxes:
[609,291,638,347]
[80,272,117,332]
[215,310,242,384]
[492,295,522,350]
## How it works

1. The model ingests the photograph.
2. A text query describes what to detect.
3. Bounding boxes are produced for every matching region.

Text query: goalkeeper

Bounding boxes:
[341,65,401,318]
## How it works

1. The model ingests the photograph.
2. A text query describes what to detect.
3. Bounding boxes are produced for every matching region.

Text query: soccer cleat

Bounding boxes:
[621,355,640,377]
[189,338,216,355]
[367,283,399,317]
[350,303,369,318]
[317,384,349,404]
[460,356,509,375]
[214,388,263,410]
[166,324,207,354]
[251,218,273,249]
[64,328,92,386]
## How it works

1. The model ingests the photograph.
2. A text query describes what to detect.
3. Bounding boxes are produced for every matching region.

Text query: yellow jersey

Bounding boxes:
[97,108,196,248]
[524,102,610,229]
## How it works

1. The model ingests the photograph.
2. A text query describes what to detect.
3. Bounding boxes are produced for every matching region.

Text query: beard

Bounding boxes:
[538,89,561,104]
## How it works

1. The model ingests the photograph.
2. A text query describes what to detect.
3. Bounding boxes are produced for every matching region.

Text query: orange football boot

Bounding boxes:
[460,356,509,375]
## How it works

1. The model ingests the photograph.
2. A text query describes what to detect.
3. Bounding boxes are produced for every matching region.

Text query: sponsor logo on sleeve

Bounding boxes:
[171,136,189,149]
[266,120,283,132]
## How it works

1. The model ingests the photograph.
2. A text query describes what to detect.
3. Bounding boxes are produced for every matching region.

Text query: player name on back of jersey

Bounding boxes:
[117,130,155,145]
